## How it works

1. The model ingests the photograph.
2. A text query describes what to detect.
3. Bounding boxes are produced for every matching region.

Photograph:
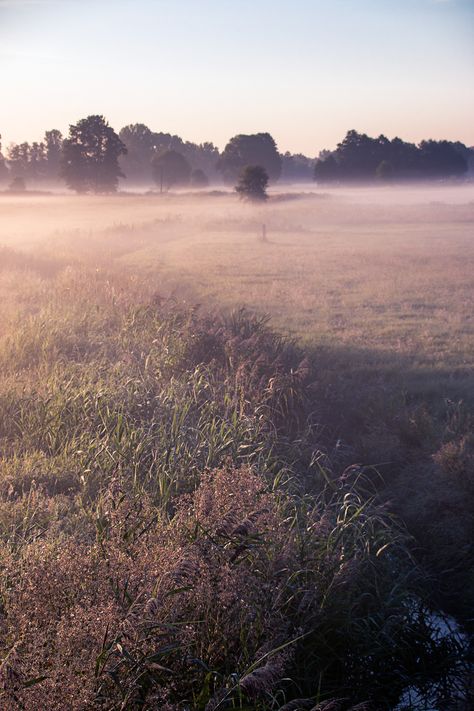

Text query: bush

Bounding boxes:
[236,165,269,202]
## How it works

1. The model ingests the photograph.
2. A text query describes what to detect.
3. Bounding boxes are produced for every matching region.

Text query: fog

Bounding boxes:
[274,181,474,205]
[1,184,473,355]
[1,184,473,708]
[1,182,473,249]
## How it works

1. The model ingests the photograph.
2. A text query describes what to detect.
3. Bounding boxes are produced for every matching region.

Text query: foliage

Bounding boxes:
[43,129,63,180]
[0,255,470,709]
[119,123,156,183]
[152,149,192,190]
[61,115,127,193]
[236,165,269,202]
[218,133,282,184]
[281,152,315,182]
[314,130,469,182]
[119,124,220,185]
[4,130,62,183]
[375,160,394,181]
[191,168,209,188]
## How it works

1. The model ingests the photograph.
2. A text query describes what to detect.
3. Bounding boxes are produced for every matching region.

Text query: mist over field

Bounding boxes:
[0,185,473,706]
[1,0,474,707]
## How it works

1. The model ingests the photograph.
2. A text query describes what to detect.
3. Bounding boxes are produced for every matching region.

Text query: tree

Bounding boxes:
[44,129,63,180]
[119,123,155,183]
[314,152,339,182]
[151,150,191,190]
[418,140,467,178]
[28,142,47,180]
[235,165,269,202]
[61,115,127,193]
[376,160,394,181]
[7,142,31,179]
[281,151,314,182]
[313,130,470,183]
[218,133,281,184]
[190,168,209,188]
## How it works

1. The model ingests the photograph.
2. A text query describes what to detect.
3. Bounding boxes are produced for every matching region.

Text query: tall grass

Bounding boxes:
[0,262,471,709]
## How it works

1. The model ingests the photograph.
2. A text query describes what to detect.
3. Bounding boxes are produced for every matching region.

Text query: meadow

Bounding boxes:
[0,187,473,710]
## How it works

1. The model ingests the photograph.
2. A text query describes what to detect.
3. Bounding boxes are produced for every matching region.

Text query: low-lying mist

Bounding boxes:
[0,185,473,710]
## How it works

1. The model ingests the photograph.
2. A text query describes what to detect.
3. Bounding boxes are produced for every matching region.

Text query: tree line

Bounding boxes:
[0,115,472,194]
[314,129,472,182]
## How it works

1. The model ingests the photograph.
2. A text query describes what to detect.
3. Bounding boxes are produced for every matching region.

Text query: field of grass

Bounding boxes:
[0,188,473,709]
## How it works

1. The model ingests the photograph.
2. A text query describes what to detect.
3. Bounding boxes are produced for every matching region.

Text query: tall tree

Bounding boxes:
[29,141,47,180]
[218,133,281,184]
[235,165,269,202]
[7,142,31,178]
[314,130,469,182]
[61,115,127,193]
[418,140,467,178]
[151,150,191,190]
[44,129,63,180]
[119,123,155,183]
[281,151,315,182]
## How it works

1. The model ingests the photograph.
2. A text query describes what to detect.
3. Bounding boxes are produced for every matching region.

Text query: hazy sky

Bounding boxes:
[0,0,473,154]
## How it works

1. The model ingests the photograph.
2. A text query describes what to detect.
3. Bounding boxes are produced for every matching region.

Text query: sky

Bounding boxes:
[0,0,473,155]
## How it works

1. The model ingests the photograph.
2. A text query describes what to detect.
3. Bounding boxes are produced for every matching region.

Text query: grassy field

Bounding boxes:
[3,189,473,401]
[0,188,473,709]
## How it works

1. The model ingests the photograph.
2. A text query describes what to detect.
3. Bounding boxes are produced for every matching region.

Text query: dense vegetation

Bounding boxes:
[1,120,472,193]
[0,217,472,708]
[314,130,472,183]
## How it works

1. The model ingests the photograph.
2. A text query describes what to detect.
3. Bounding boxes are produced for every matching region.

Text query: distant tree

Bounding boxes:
[190,168,209,188]
[235,165,269,202]
[150,133,220,182]
[376,160,394,181]
[28,141,47,180]
[183,141,220,182]
[314,152,339,182]
[281,151,315,182]
[44,129,63,180]
[119,123,155,183]
[314,130,469,183]
[151,150,191,190]
[418,140,467,178]
[61,115,127,193]
[8,176,26,192]
[7,142,31,178]
[218,133,281,184]
[5,136,60,183]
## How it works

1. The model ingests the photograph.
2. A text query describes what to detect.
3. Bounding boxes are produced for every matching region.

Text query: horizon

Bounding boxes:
[1,0,473,154]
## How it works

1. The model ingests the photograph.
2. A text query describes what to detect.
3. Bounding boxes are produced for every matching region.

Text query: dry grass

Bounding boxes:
[2,189,473,375]
[0,188,473,709]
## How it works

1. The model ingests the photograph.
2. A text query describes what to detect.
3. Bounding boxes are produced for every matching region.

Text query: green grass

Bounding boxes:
[0,191,472,709]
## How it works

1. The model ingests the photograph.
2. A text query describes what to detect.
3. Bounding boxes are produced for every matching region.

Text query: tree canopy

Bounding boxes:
[314,130,469,182]
[2,120,472,190]
[118,123,155,183]
[119,123,220,185]
[190,168,209,188]
[235,165,269,202]
[151,149,191,190]
[218,133,282,184]
[61,115,127,193]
